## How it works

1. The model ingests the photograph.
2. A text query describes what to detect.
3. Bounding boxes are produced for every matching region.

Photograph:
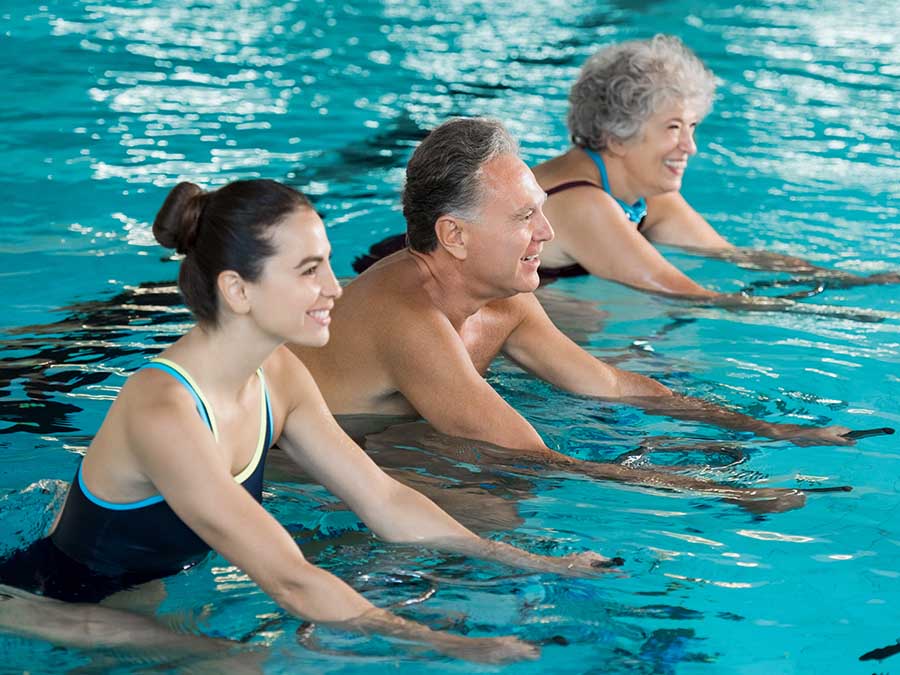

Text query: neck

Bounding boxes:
[409,249,500,328]
[591,150,643,205]
[165,318,280,402]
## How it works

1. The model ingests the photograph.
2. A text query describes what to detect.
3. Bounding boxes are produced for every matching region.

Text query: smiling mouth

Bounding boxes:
[521,254,540,263]
[664,159,688,172]
[307,309,331,324]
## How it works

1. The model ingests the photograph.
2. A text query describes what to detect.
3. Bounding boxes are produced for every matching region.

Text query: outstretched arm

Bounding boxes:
[503,293,853,446]
[646,192,899,285]
[551,190,803,309]
[275,349,620,577]
[551,187,718,298]
[126,367,534,664]
[644,192,818,271]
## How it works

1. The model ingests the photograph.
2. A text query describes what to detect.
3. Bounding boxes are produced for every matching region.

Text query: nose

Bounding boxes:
[534,208,554,243]
[679,127,697,155]
[322,263,343,300]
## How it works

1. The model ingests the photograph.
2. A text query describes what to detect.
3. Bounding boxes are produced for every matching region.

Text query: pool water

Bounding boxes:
[1,0,898,672]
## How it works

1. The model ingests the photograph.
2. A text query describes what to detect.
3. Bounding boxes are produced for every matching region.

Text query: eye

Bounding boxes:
[301,265,319,276]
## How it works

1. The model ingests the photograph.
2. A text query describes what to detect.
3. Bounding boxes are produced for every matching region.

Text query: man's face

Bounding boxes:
[464,153,554,296]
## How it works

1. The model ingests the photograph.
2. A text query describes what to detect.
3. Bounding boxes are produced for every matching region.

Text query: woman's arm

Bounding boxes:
[550,187,718,298]
[274,350,620,576]
[644,192,899,283]
[124,369,535,663]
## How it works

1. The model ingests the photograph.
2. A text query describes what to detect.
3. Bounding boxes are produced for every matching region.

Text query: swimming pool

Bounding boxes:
[1,0,898,672]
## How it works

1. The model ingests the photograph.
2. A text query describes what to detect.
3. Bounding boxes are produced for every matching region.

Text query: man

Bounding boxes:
[291,118,853,511]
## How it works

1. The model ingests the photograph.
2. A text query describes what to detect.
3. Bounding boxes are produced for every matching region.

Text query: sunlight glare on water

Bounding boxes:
[0,0,898,672]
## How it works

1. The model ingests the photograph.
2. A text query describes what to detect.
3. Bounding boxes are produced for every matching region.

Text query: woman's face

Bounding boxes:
[621,99,701,198]
[246,208,342,347]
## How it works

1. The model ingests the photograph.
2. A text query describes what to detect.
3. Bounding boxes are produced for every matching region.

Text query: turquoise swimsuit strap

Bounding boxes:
[584,148,648,224]
[143,359,215,436]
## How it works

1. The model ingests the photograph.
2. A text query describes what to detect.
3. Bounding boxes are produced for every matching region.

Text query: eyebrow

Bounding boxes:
[513,195,547,217]
[294,255,326,268]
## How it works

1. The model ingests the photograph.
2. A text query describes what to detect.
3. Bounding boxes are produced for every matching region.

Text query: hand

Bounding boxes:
[768,424,854,447]
[544,551,625,577]
[724,487,807,514]
[864,271,900,285]
[710,293,793,311]
[434,634,539,664]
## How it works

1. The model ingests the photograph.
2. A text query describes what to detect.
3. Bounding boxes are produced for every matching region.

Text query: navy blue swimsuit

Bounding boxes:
[0,358,273,602]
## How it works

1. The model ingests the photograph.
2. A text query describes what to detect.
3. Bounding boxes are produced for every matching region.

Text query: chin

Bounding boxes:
[293,330,330,349]
[516,274,541,294]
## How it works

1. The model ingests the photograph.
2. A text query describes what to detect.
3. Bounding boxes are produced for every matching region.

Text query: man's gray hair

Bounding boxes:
[568,34,716,151]
[403,117,518,252]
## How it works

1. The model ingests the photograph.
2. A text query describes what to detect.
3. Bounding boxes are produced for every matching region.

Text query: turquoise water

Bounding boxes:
[1,0,899,672]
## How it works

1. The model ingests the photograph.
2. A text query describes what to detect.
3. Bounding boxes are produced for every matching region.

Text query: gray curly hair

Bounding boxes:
[567,35,716,151]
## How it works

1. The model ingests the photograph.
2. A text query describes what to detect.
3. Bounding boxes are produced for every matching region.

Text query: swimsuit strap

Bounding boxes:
[584,148,648,225]
[144,357,272,480]
[233,367,273,484]
[545,180,602,196]
[144,358,219,441]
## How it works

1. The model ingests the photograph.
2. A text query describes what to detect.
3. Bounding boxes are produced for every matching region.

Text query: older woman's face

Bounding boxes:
[622,100,701,197]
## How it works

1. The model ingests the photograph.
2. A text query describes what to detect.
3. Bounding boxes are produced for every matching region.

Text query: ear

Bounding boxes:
[217,270,251,316]
[605,136,629,158]
[434,215,468,261]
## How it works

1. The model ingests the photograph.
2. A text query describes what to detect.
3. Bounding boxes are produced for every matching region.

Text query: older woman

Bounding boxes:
[533,35,897,299]
[0,178,627,664]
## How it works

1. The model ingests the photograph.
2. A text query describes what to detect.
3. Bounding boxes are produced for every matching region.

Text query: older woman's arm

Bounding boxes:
[645,192,899,285]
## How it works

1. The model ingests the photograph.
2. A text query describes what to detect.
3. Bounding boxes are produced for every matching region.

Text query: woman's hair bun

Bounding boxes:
[152,182,208,254]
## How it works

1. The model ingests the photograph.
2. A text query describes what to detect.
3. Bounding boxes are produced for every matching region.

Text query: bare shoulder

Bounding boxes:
[349,255,447,329]
[114,366,205,440]
[261,345,319,402]
[344,254,432,311]
[549,185,626,235]
[487,292,543,326]
[645,190,690,219]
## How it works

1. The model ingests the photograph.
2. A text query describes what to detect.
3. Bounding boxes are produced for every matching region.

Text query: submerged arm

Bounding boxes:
[504,294,853,446]
[646,192,898,284]
[277,350,621,577]
[129,366,534,664]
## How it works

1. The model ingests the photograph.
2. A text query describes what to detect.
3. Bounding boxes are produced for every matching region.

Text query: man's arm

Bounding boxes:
[273,348,619,576]
[362,304,847,510]
[377,304,550,452]
[503,293,853,446]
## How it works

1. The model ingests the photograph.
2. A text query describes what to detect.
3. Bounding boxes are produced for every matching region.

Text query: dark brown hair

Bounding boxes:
[153,179,312,325]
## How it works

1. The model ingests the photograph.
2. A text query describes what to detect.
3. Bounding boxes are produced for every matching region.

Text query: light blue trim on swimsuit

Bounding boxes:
[77,359,275,512]
[78,465,165,510]
[584,148,648,224]
[76,359,219,512]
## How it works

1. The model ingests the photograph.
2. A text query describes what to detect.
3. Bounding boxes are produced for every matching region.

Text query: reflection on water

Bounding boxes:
[2,0,899,671]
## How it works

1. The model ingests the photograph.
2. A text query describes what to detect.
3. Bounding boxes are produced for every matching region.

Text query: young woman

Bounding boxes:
[0,179,620,664]
[532,34,898,300]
